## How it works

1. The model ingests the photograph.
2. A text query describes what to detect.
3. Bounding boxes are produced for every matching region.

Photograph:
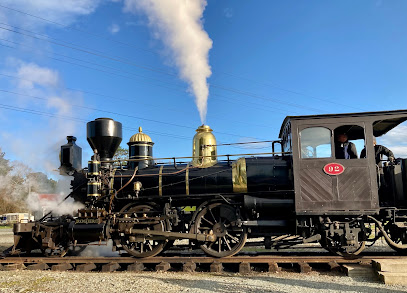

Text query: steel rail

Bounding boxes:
[1,255,404,265]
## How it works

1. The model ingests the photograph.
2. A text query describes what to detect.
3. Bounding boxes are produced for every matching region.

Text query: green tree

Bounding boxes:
[113,145,128,166]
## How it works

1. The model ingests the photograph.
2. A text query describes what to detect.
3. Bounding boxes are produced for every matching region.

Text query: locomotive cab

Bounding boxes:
[280,110,407,255]
[281,110,407,215]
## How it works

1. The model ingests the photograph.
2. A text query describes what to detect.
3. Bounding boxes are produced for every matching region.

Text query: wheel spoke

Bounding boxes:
[208,208,217,223]
[223,236,231,250]
[226,232,240,243]
[201,215,214,226]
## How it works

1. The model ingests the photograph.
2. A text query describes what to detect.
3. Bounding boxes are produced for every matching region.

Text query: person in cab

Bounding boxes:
[335,133,358,159]
[360,137,394,165]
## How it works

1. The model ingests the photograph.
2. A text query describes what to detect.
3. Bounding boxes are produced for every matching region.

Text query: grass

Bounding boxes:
[0,225,12,229]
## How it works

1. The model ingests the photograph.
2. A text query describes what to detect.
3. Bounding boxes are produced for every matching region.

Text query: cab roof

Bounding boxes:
[279,109,407,138]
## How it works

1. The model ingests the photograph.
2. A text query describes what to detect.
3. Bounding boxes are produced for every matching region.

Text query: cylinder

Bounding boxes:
[69,221,105,244]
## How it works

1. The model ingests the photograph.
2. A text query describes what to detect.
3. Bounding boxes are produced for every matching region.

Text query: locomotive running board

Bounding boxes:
[128,229,217,242]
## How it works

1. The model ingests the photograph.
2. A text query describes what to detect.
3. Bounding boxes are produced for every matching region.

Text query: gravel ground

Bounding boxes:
[1,270,407,293]
[1,228,407,292]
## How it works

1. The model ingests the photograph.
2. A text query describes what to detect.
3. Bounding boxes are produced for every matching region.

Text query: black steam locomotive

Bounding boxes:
[11,110,407,257]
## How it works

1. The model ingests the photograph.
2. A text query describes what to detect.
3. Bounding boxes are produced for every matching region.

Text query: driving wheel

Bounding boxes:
[194,203,247,257]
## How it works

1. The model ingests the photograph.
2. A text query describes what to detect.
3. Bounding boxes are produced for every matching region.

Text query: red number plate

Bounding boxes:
[323,163,345,175]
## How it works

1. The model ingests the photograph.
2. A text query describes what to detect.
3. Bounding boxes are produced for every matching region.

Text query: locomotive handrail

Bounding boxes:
[103,151,292,164]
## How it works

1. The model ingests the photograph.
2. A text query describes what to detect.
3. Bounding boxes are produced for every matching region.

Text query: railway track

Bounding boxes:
[1,254,404,273]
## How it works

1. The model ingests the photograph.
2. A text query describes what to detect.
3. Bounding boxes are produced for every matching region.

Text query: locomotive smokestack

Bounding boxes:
[87,118,122,164]
[192,125,217,168]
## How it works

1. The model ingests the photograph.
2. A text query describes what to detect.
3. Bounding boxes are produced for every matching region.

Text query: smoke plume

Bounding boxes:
[124,0,213,123]
[25,178,84,217]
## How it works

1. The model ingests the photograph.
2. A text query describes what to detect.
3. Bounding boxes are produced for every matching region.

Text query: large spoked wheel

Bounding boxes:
[384,222,407,255]
[319,221,367,257]
[194,203,247,257]
[119,204,167,258]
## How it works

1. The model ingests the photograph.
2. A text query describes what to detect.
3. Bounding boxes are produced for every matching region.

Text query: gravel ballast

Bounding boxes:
[1,270,407,293]
[2,229,407,292]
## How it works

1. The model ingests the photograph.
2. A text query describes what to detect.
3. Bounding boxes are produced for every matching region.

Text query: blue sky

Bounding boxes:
[0,0,406,176]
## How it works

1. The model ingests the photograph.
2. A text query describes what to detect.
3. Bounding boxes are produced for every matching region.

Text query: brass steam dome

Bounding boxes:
[192,124,218,168]
[129,127,152,143]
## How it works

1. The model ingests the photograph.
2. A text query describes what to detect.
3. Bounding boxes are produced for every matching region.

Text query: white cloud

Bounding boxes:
[17,62,60,90]
[378,124,407,158]
[1,60,83,174]
[379,125,407,146]
[0,1,102,40]
[108,23,120,34]
[1,0,101,25]
[223,8,234,18]
[389,146,407,158]
[47,96,72,115]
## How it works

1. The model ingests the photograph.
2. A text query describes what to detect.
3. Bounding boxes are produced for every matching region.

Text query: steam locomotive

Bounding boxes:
[11,110,407,257]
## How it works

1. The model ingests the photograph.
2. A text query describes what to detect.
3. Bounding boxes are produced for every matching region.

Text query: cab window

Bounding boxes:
[334,125,365,159]
[300,127,332,158]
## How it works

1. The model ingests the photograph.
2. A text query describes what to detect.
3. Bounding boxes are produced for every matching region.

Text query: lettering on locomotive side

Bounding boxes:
[323,163,345,175]
[75,218,100,224]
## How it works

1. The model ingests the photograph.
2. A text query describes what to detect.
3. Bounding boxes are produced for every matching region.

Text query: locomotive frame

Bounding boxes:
[10,109,407,258]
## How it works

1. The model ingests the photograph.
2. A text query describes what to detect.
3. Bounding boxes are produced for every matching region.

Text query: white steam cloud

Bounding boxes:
[124,0,213,123]
[26,192,83,217]
[26,178,84,217]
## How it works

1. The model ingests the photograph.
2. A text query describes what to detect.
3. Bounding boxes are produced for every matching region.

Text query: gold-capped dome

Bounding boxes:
[192,124,217,168]
[129,127,152,143]
[196,125,213,132]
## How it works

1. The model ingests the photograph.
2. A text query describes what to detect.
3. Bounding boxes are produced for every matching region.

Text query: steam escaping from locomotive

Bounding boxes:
[124,0,213,123]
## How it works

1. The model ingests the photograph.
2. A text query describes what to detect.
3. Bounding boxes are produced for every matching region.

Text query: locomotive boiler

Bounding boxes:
[11,110,407,258]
